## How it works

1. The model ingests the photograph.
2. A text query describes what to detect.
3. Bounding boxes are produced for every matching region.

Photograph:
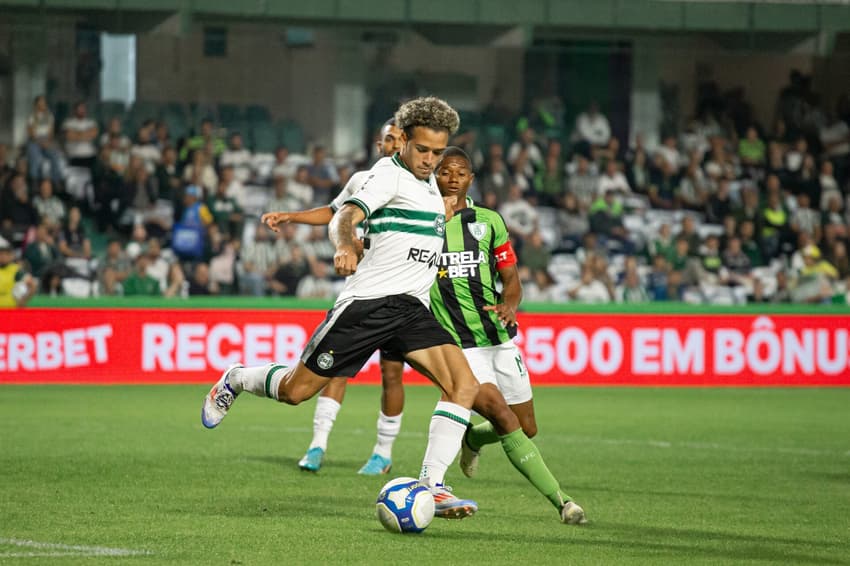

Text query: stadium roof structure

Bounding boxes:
[1,0,849,55]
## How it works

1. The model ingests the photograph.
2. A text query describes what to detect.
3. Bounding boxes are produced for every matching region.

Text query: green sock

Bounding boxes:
[500,428,571,511]
[466,421,500,451]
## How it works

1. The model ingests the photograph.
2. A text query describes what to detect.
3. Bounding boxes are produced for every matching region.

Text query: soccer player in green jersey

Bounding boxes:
[432,146,587,524]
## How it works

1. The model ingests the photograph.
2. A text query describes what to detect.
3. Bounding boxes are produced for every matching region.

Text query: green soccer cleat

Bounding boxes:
[357,454,392,475]
[298,447,324,472]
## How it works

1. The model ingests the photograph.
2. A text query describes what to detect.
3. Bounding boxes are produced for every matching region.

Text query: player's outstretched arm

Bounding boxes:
[329,203,366,276]
[261,207,334,232]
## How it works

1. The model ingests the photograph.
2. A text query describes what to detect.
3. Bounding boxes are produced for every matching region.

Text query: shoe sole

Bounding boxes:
[435,504,477,520]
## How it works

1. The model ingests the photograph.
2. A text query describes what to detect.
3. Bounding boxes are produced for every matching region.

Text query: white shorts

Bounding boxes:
[463,341,533,405]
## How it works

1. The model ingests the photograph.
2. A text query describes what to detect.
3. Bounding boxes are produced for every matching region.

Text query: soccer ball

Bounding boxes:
[375,477,435,534]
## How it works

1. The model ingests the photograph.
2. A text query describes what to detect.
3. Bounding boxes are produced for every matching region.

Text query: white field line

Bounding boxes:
[0,538,151,557]
[241,425,848,458]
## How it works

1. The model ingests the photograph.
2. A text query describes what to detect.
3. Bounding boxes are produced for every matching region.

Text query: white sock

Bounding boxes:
[230,364,288,399]
[371,411,402,459]
[419,402,470,488]
[309,396,341,451]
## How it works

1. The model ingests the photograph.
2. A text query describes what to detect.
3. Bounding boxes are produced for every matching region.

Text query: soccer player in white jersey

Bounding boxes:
[202,96,480,519]
[260,118,406,475]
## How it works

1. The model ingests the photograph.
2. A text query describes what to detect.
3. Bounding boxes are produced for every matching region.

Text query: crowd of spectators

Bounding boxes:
[1,71,849,305]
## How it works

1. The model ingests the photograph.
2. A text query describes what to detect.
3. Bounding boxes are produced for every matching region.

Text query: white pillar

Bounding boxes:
[630,38,661,150]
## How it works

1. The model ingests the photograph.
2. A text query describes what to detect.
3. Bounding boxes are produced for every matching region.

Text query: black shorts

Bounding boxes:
[302,294,454,377]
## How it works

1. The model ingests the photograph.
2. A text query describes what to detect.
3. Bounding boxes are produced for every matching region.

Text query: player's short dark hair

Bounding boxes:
[382,117,396,129]
[394,96,460,138]
[441,146,471,167]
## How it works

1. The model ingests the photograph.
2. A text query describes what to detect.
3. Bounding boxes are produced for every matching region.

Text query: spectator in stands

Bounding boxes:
[784,137,809,176]
[534,140,566,206]
[706,178,734,224]
[625,142,650,194]
[0,143,14,190]
[295,260,334,300]
[790,193,822,243]
[123,255,161,296]
[524,268,561,303]
[239,224,277,296]
[58,205,91,263]
[479,145,511,205]
[97,238,131,296]
[698,234,724,284]
[572,101,611,155]
[826,241,850,280]
[499,183,538,250]
[1,174,39,246]
[26,95,63,188]
[791,244,838,303]
[719,215,738,251]
[669,236,701,288]
[23,222,60,280]
[555,192,589,252]
[566,155,598,212]
[302,225,335,265]
[567,263,610,303]
[738,126,766,168]
[518,230,551,281]
[99,117,131,151]
[216,164,245,209]
[760,186,791,259]
[306,145,339,207]
[734,185,761,227]
[575,231,607,265]
[589,189,630,253]
[125,223,148,260]
[649,223,675,260]
[818,161,841,212]
[271,145,297,181]
[154,121,171,151]
[655,134,683,171]
[187,262,218,296]
[678,157,707,211]
[737,219,763,269]
[130,120,161,173]
[182,149,218,195]
[143,238,184,297]
[0,236,37,307]
[590,254,616,300]
[648,159,679,210]
[62,101,98,172]
[180,118,225,162]
[509,146,536,197]
[678,216,702,257]
[123,155,159,233]
[597,160,631,197]
[507,126,543,172]
[287,166,315,210]
[220,132,253,184]
[106,131,130,176]
[32,179,65,230]
[647,254,671,301]
[769,269,792,303]
[267,174,302,216]
[92,144,125,232]
[155,146,181,205]
[270,244,309,296]
[821,194,848,246]
[208,175,243,239]
[616,268,650,303]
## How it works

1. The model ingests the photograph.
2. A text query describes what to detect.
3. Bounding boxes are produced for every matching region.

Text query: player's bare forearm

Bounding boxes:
[261,207,333,232]
[484,265,521,326]
[329,204,365,275]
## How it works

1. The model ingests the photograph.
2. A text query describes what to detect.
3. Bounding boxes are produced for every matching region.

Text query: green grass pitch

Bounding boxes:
[2,385,849,565]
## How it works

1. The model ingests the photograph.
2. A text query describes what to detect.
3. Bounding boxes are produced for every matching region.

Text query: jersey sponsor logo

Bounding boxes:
[317,352,334,370]
[434,214,446,236]
[467,222,487,241]
[437,250,487,279]
[407,247,440,267]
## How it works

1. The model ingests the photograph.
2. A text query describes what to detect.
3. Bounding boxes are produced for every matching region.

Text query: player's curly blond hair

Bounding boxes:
[394,96,460,138]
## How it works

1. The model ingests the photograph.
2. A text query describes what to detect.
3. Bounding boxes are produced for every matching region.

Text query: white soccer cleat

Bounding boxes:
[459,432,480,478]
[560,501,587,525]
[201,364,243,429]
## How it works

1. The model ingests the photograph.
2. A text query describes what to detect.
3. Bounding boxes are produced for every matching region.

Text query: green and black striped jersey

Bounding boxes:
[429,202,518,349]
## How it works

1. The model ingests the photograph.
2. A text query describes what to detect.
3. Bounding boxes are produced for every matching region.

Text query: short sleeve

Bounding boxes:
[343,167,399,219]
[330,171,367,212]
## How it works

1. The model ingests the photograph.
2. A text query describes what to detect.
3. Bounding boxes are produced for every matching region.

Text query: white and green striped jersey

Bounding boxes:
[329,170,370,213]
[336,155,447,307]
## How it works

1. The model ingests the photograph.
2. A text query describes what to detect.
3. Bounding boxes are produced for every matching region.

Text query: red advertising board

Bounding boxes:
[1,308,848,385]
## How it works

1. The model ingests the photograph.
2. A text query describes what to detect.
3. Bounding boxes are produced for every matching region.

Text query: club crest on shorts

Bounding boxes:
[468,222,487,241]
[317,352,334,370]
[434,214,446,236]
